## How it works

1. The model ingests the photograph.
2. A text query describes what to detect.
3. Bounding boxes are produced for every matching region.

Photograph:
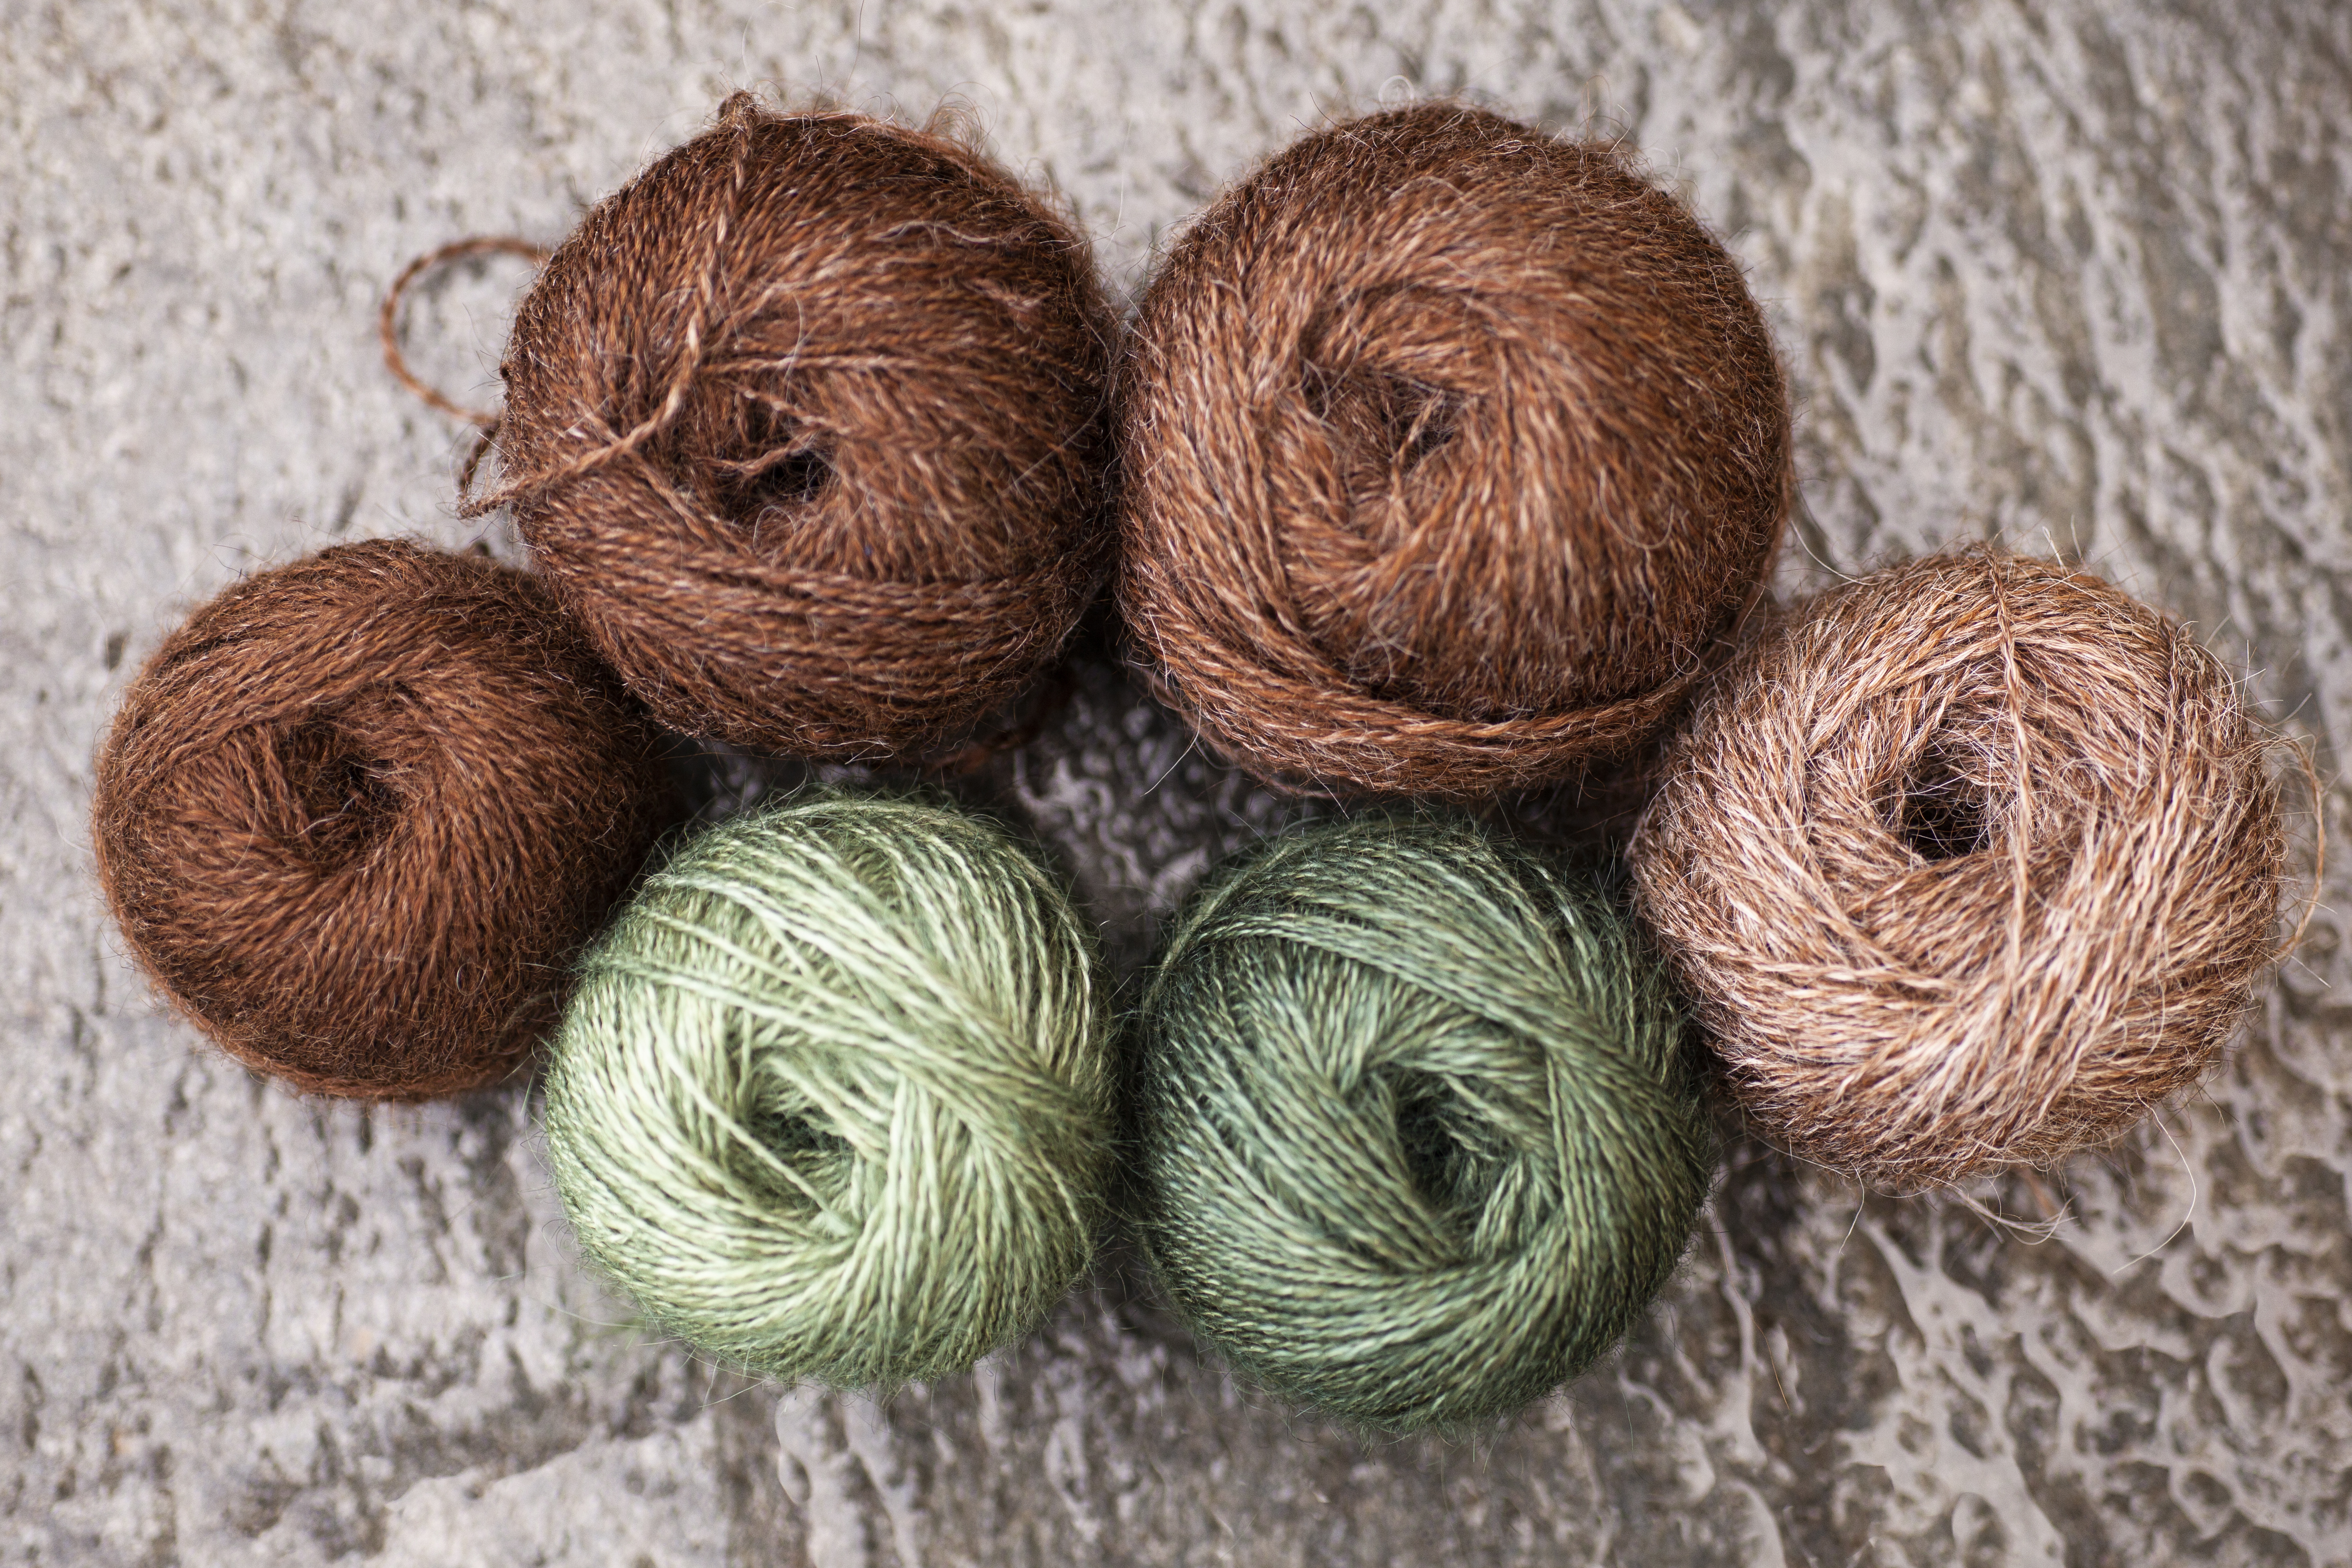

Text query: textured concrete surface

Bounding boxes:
[6,1,2352,1563]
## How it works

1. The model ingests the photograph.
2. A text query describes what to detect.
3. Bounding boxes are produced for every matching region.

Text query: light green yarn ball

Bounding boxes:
[544,797,1111,1386]
[1133,816,1714,1432]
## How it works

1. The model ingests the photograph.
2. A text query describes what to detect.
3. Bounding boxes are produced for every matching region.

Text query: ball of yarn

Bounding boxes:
[1119,103,1790,799]
[1131,816,1714,1431]
[480,94,1117,760]
[89,539,674,1099]
[543,797,1112,1385]
[1630,549,2289,1191]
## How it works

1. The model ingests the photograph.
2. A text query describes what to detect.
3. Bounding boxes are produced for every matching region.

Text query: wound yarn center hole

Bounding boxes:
[278,721,395,865]
[717,403,835,528]
[1385,1069,1494,1218]
[1894,754,1994,863]
[744,1089,851,1161]
[753,1109,848,1160]
[1306,364,1463,481]
[740,447,833,512]
[738,1100,853,1209]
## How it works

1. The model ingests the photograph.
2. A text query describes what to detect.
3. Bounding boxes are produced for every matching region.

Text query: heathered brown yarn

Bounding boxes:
[1629,549,2290,1192]
[1119,103,1790,799]
[90,540,673,1100]
[472,94,1117,761]
[379,234,550,428]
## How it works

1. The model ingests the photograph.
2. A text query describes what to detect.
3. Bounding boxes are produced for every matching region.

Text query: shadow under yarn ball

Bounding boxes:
[89,539,674,1099]
[476,93,1117,761]
[1132,817,1715,1432]
[1630,549,2290,1192]
[1119,103,1790,800]
[543,798,1113,1386]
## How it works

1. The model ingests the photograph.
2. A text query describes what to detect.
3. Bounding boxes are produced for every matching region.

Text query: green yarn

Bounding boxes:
[543,797,1111,1386]
[1132,816,1714,1432]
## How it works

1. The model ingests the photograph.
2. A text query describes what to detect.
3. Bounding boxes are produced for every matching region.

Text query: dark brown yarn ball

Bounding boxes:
[90,540,674,1100]
[481,95,1117,760]
[1119,103,1790,799]
[1629,549,2289,1192]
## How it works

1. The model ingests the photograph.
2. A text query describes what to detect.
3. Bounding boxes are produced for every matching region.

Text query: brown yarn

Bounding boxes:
[90,540,674,1099]
[475,94,1117,760]
[1118,103,1790,800]
[1629,549,2291,1191]
[380,235,551,428]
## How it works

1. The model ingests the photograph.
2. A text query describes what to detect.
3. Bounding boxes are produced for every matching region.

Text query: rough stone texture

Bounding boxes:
[5,1,2350,1563]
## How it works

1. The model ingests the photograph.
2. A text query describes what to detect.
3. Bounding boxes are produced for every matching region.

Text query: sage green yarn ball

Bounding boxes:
[544,797,1111,1386]
[1132,817,1714,1432]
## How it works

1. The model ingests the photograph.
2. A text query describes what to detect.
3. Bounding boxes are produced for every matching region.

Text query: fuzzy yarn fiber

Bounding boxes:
[1119,103,1790,799]
[89,539,672,1099]
[478,94,1117,761]
[1631,549,2289,1191]
[1131,817,1714,1431]
[544,797,1113,1385]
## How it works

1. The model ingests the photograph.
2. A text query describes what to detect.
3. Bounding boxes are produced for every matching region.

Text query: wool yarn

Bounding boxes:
[379,234,550,427]
[1131,816,1714,1431]
[543,797,1112,1385]
[1119,103,1790,800]
[476,94,1118,761]
[89,539,673,1099]
[1630,549,2289,1192]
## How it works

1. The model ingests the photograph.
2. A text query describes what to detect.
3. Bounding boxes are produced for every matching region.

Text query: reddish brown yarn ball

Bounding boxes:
[90,540,674,1100]
[1119,103,1791,799]
[477,94,1117,760]
[1629,549,2290,1191]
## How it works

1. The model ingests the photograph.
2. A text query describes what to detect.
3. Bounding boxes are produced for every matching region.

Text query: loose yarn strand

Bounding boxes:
[379,234,550,429]
[466,96,758,517]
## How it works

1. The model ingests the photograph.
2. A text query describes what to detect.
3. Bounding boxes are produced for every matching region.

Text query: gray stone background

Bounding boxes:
[6,0,2350,1562]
